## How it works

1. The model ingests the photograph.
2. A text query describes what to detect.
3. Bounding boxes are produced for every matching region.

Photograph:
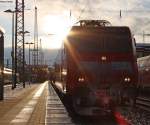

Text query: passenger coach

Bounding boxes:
[138,56,150,97]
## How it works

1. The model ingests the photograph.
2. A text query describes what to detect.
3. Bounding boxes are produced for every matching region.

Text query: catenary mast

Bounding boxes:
[15,0,25,88]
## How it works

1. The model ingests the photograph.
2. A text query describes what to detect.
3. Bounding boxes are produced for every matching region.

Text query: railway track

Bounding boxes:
[118,96,150,125]
[136,97,150,112]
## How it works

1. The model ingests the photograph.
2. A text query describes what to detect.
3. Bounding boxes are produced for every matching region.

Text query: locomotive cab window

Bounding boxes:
[68,30,132,53]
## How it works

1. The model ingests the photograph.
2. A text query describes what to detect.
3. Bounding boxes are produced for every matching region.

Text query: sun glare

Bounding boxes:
[42,15,71,49]
[41,36,63,49]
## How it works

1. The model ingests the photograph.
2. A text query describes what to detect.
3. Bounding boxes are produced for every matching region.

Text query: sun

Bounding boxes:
[42,15,71,49]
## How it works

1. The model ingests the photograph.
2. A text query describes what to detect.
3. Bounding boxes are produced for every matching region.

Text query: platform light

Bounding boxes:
[62,69,67,75]
[62,71,67,75]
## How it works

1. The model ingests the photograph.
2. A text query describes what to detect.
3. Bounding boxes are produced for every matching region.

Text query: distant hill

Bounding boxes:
[4,47,59,68]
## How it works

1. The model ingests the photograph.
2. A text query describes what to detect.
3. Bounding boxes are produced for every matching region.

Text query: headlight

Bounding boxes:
[101,56,107,61]
[124,77,131,82]
[78,77,85,82]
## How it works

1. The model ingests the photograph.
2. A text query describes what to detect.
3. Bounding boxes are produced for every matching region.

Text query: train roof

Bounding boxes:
[69,20,132,37]
[70,26,131,35]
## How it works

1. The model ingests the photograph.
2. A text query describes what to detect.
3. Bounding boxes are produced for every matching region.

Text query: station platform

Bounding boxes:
[0,81,48,125]
[0,81,73,125]
[45,82,73,125]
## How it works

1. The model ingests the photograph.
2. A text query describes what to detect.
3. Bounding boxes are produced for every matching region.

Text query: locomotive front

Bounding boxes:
[64,21,138,116]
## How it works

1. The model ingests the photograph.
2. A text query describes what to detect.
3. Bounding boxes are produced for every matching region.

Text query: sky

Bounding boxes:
[0,0,150,49]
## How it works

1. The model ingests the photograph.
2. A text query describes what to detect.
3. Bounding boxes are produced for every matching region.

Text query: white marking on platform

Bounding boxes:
[11,81,47,123]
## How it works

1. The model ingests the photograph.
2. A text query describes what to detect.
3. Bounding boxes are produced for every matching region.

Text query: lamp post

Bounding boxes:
[4,9,16,89]
[25,42,34,85]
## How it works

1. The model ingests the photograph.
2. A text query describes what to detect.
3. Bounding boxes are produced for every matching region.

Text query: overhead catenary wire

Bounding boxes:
[0,0,13,3]
[34,0,37,6]
[76,0,95,21]
[119,9,150,18]
[66,0,89,22]
[77,5,87,21]
[72,0,79,11]
[0,0,13,9]
[74,0,150,20]
[77,1,88,20]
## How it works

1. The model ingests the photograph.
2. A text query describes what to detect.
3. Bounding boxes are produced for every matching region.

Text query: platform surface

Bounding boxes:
[0,82,48,125]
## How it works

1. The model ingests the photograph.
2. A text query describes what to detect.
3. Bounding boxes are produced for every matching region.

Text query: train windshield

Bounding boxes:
[68,28,133,53]
[79,61,133,74]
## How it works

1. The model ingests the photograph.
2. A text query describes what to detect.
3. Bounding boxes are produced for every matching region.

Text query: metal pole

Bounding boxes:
[29,44,31,85]
[143,31,145,43]
[14,0,18,88]
[0,33,4,100]
[22,0,25,88]
[12,12,14,88]
[4,10,16,89]
[25,42,33,85]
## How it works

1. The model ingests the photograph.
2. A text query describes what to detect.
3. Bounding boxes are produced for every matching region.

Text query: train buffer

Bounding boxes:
[45,83,74,125]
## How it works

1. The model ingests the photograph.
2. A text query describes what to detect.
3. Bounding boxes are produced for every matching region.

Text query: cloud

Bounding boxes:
[35,0,150,43]
[1,0,150,48]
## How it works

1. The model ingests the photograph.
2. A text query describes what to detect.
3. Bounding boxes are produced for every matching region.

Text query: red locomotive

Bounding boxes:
[54,20,138,115]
